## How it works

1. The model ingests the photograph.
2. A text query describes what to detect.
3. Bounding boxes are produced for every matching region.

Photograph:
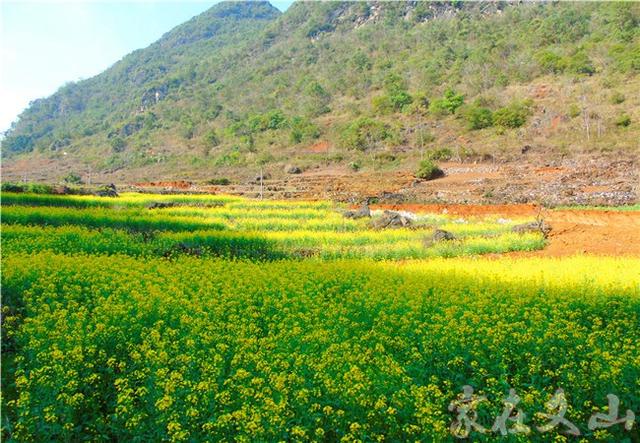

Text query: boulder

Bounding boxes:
[370,210,412,229]
[94,183,118,197]
[343,203,371,219]
[284,164,302,174]
[511,220,552,238]
[432,229,456,242]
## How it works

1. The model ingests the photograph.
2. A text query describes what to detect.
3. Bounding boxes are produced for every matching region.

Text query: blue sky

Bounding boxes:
[0,1,293,133]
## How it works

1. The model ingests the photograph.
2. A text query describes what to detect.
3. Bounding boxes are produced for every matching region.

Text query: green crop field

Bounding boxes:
[2,192,639,442]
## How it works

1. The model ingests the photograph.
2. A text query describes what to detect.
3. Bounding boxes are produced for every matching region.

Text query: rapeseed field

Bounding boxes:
[1,193,638,442]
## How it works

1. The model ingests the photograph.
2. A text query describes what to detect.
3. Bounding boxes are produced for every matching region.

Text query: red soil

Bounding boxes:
[371,203,640,257]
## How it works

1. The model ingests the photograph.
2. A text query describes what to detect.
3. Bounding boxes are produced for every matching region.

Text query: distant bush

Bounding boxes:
[63,173,84,185]
[373,73,413,114]
[615,114,631,127]
[1,182,56,194]
[289,116,320,144]
[426,147,453,161]
[536,50,567,74]
[1,182,25,193]
[248,110,287,132]
[568,51,596,75]
[406,93,430,115]
[110,136,126,153]
[429,88,464,116]
[205,178,231,185]
[464,106,494,130]
[610,91,626,104]
[416,159,444,180]
[203,129,219,148]
[339,117,393,151]
[568,103,581,118]
[493,101,532,128]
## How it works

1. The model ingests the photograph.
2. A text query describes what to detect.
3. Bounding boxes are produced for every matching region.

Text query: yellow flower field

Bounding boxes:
[1,192,638,442]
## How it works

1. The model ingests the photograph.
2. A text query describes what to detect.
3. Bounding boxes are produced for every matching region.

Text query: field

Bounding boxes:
[2,192,639,442]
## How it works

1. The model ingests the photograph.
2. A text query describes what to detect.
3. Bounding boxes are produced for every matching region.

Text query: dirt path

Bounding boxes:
[371,203,640,257]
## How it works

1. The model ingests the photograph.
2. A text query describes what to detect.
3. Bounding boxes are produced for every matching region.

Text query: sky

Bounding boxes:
[0,1,293,133]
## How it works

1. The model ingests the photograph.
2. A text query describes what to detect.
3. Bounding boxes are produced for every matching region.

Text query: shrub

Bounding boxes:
[206,178,230,185]
[110,136,126,153]
[427,147,453,161]
[610,92,625,104]
[536,50,567,74]
[1,182,25,193]
[289,116,320,144]
[339,117,393,151]
[465,106,494,130]
[493,101,532,129]
[63,173,83,185]
[429,88,464,116]
[373,73,413,114]
[615,114,631,127]
[568,103,581,118]
[203,129,219,148]
[568,51,596,75]
[416,159,444,180]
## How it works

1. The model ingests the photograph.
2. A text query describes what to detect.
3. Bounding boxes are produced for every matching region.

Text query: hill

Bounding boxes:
[2,1,639,205]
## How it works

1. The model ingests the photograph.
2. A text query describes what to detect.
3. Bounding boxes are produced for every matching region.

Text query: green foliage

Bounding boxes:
[416,158,444,180]
[615,114,631,127]
[429,88,464,116]
[493,100,532,129]
[610,91,625,104]
[536,50,567,74]
[568,103,581,118]
[205,177,230,185]
[3,1,639,166]
[567,51,596,75]
[406,93,430,115]
[63,173,83,185]
[0,183,55,194]
[1,134,34,155]
[339,117,393,151]
[373,73,413,114]
[464,106,494,130]
[248,109,287,132]
[203,129,219,148]
[109,136,126,153]
[426,147,453,161]
[289,116,320,144]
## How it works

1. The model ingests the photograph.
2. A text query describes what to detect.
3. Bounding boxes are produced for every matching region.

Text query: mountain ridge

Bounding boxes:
[2,1,639,205]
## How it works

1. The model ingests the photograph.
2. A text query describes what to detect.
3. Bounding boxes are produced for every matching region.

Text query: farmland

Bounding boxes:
[1,192,639,441]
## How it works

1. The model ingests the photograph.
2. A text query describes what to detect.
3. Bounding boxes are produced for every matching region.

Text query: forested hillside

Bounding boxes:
[2,1,639,185]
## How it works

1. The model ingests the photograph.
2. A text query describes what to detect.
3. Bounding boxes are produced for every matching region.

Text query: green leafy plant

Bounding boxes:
[464,106,494,130]
[416,158,444,180]
[429,88,464,116]
[493,100,532,128]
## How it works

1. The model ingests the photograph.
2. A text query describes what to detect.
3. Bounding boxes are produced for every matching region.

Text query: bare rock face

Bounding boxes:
[343,203,371,219]
[512,220,552,238]
[370,210,412,229]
